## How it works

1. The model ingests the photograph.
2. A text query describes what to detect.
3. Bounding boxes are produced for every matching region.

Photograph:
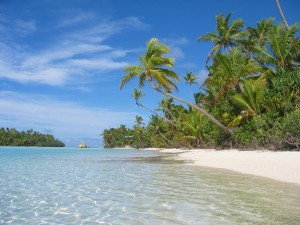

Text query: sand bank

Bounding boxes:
[158,148,300,185]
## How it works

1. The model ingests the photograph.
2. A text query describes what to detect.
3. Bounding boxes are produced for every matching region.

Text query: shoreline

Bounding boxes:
[143,148,300,185]
[106,146,300,185]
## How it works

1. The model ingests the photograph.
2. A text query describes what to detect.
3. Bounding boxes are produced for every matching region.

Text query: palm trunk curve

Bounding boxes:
[149,82,233,134]
[275,0,289,29]
[138,101,178,128]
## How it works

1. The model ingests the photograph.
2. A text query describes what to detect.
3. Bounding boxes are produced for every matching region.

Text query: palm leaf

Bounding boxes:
[120,72,140,89]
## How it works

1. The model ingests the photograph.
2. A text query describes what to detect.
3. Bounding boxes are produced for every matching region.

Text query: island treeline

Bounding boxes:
[0,128,65,147]
[102,14,300,150]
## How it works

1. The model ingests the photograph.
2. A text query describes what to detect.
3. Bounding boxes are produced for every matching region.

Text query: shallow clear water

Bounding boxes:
[0,147,299,225]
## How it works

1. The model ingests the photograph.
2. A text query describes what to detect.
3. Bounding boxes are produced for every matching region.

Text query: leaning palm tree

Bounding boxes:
[121,38,178,92]
[197,13,246,64]
[132,88,178,128]
[121,38,233,134]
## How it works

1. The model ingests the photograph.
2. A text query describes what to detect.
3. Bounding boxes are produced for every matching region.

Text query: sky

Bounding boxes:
[0,0,299,147]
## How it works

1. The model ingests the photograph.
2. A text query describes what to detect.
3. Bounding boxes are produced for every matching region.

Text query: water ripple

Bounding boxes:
[0,148,299,224]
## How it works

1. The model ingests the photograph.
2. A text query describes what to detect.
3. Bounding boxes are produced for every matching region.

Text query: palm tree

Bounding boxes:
[180,110,212,148]
[197,13,246,64]
[120,38,178,92]
[133,116,143,142]
[121,38,233,134]
[205,48,265,104]
[131,88,178,128]
[238,18,274,58]
[229,77,267,127]
[135,115,143,126]
[254,24,299,71]
[247,18,275,48]
[183,72,198,101]
[148,115,171,146]
[134,115,156,146]
[194,92,206,106]
[275,0,289,29]
[157,97,176,120]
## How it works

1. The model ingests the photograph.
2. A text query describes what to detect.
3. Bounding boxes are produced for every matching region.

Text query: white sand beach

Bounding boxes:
[157,148,300,185]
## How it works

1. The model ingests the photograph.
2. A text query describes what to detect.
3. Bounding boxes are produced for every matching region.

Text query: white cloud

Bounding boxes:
[21,44,112,68]
[57,12,95,28]
[68,58,128,71]
[0,16,147,87]
[197,69,209,85]
[169,46,185,60]
[0,91,136,146]
[162,37,189,60]
[119,16,150,29]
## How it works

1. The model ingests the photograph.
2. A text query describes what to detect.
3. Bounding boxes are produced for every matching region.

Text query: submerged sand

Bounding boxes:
[156,148,300,185]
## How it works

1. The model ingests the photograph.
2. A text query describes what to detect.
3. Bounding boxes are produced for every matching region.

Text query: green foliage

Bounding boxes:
[276,110,300,149]
[120,38,178,92]
[232,113,277,147]
[198,13,246,64]
[103,15,300,151]
[101,125,135,148]
[263,69,300,114]
[233,110,300,150]
[0,128,65,147]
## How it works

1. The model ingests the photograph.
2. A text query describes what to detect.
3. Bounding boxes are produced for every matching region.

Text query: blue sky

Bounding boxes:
[0,0,299,147]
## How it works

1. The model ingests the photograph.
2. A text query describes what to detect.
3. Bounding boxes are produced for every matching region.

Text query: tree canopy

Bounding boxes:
[103,13,300,150]
[0,128,65,147]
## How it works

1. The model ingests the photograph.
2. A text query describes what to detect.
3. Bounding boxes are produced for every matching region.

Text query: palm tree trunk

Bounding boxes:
[189,85,194,102]
[158,130,172,144]
[165,108,176,120]
[149,82,233,134]
[138,101,178,128]
[145,130,156,145]
[275,0,289,29]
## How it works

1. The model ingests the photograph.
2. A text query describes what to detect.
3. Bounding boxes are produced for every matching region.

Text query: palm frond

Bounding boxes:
[120,72,140,89]
[124,65,142,73]
[231,94,255,114]
[150,56,174,68]
[158,68,179,82]
[151,69,178,91]
[227,115,243,127]
[139,72,147,87]
[197,32,219,42]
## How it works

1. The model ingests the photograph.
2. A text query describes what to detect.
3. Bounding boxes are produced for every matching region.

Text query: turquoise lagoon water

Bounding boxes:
[0,147,300,225]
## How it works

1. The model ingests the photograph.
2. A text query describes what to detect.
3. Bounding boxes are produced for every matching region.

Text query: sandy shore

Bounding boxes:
[155,148,300,185]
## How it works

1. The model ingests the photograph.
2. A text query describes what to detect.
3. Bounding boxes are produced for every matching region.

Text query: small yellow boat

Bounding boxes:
[78,143,87,148]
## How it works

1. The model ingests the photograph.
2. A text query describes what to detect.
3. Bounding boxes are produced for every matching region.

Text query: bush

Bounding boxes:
[232,110,300,150]
[232,113,280,149]
[275,110,300,150]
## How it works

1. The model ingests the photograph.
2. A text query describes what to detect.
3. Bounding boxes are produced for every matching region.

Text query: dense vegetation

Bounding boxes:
[0,128,65,147]
[102,14,300,150]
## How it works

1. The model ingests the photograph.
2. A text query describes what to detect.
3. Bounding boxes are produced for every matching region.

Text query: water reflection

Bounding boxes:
[0,148,299,225]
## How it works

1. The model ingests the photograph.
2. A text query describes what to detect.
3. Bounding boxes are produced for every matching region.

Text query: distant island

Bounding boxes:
[0,128,65,147]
